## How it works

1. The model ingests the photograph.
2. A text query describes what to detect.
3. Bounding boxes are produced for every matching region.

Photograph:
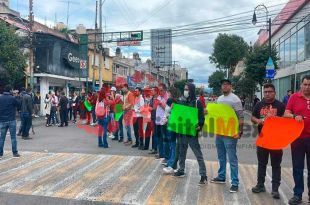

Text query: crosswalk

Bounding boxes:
[0,151,308,205]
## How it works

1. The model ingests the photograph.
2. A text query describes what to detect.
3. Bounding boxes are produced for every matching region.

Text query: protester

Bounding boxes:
[0,85,21,158]
[251,83,285,199]
[90,90,97,126]
[44,93,52,127]
[148,87,159,154]
[58,91,69,127]
[253,95,260,108]
[108,87,117,139]
[33,91,41,118]
[68,93,73,121]
[20,87,33,140]
[198,91,206,113]
[111,92,124,142]
[132,87,144,149]
[155,83,168,159]
[210,79,244,193]
[284,75,310,205]
[163,86,180,174]
[173,83,208,186]
[141,86,154,150]
[122,84,135,145]
[17,88,25,136]
[96,87,114,148]
[72,92,80,123]
[282,89,293,106]
[50,91,59,126]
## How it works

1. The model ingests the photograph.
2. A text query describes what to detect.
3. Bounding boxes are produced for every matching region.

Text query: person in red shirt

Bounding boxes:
[96,88,114,148]
[284,75,310,205]
[198,92,206,114]
[90,90,98,126]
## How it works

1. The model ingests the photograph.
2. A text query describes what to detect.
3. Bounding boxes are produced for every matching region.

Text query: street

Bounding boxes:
[0,113,308,205]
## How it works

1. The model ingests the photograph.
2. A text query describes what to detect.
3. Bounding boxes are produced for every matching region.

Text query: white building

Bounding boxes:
[256,0,310,100]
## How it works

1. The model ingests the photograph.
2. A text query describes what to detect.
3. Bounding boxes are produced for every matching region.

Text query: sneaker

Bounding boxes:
[118,138,123,143]
[163,167,174,174]
[210,177,226,184]
[229,185,238,193]
[271,191,280,199]
[173,170,185,178]
[251,184,266,193]
[199,176,208,186]
[124,141,132,145]
[161,159,167,166]
[132,144,139,148]
[22,137,33,140]
[149,150,157,154]
[288,196,302,205]
[13,153,21,158]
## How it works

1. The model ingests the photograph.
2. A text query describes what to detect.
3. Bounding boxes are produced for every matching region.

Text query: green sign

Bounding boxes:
[167,103,198,137]
[115,104,123,121]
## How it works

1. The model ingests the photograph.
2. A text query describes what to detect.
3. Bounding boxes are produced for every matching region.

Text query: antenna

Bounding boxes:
[58,0,79,28]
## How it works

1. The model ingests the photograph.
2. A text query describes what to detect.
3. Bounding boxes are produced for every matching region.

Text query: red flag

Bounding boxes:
[131,71,143,83]
[115,76,127,88]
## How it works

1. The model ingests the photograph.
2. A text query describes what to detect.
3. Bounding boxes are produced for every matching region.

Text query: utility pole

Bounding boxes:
[28,0,34,90]
[172,60,178,85]
[98,0,105,89]
[92,0,98,90]
[58,0,79,28]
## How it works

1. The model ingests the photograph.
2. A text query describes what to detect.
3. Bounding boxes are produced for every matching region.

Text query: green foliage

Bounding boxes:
[209,33,248,76]
[208,70,225,96]
[173,79,187,94]
[244,45,279,86]
[0,21,27,88]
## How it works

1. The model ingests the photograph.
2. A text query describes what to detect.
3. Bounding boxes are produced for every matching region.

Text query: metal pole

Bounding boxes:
[268,18,272,57]
[92,1,98,90]
[99,0,103,89]
[29,0,34,90]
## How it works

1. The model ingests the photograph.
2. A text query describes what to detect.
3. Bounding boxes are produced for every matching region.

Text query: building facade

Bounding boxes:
[151,29,172,68]
[256,0,310,100]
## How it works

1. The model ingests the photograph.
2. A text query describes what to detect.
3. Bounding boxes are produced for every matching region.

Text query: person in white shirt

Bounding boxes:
[210,79,244,193]
[132,87,145,149]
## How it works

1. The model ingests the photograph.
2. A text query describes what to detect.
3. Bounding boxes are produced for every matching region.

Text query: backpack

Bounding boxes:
[95,100,105,117]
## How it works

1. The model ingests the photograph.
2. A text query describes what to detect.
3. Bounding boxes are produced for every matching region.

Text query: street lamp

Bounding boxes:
[252,4,271,57]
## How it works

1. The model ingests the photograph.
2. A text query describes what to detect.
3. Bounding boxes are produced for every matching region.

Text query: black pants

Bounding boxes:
[133,117,143,146]
[60,109,68,126]
[291,137,310,198]
[257,146,283,191]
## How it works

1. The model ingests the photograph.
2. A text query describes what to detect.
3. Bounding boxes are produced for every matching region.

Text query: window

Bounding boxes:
[291,32,297,64]
[279,41,285,68]
[305,22,310,60]
[113,64,118,73]
[284,38,290,67]
[297,27,305,62]
[124,67,128,76]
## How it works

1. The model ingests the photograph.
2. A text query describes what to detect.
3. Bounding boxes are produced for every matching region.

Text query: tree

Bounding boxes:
[209,33,248,76]
[244,45,279,87]
[173,80,187,94]
[208,70,225,96]
[0,21,27,88]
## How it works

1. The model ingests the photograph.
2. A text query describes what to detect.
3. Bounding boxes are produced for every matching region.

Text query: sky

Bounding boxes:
[9,0,289,87]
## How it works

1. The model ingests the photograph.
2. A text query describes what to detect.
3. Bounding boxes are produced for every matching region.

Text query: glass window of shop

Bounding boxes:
[284,37,291,67]
[305,22,310,60]
[291,32,297,64]
[279,39,285,68]
[279,76,292,101]
[297,26,305,62]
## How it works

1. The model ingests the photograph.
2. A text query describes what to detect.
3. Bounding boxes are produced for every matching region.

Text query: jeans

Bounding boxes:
[178,135,207,176]
[167,131,177,167]
[291,137,310,198]
[172,134,181,170]
[156,124,167,158]
[68,108,73,121]
[0,121,18,155]
[257,146,283,191]
[50,107,57,125]
[60,109,68,126]
[91,108,96,124]
[18,112,24,134]
[124,111,133,142]
[97,116,110,148]
[21,112,32,137]
[133,117,143,146]
[114,114,124,140]
[215,136,239,186]
[151,120,157,151]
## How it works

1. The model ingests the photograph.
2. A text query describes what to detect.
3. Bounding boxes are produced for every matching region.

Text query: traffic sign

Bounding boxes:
[117,41,142,46]
[265,57,275,79]
[80,60,87,69]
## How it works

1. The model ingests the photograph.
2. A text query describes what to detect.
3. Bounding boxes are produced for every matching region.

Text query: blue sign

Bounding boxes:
[265,57,275,79]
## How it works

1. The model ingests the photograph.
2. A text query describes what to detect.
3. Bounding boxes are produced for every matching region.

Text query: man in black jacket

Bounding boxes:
[0,85,21,158]
[59,91,69,127]
[173,83,207,185]
[20,87,33,140]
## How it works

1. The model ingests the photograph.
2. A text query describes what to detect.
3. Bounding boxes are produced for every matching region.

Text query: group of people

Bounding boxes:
[0,74,309,205]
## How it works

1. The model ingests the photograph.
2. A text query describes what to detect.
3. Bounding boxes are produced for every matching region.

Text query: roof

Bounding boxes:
[256,0,308,46]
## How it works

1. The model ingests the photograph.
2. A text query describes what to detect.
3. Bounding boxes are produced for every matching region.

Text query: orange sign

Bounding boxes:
[256,117,304,150]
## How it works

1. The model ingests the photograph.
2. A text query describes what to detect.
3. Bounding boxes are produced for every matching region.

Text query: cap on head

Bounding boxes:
[220,79,232,85]
[111,86,117,92]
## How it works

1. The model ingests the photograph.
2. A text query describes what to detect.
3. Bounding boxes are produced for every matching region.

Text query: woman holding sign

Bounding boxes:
[173,83,207,186]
